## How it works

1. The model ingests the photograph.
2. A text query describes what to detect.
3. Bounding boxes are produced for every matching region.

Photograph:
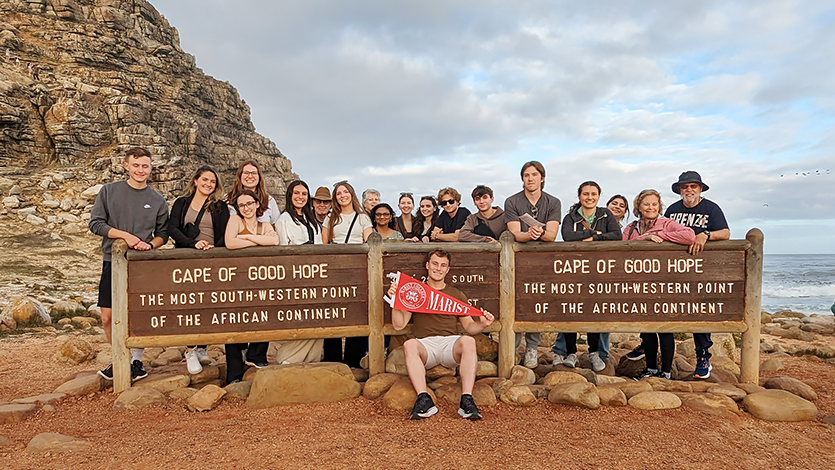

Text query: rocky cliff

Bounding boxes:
[0,0,296,307]
[0,0,294,195]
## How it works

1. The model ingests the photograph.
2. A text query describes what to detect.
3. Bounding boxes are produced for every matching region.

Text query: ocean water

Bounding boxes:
[762,254,835,315]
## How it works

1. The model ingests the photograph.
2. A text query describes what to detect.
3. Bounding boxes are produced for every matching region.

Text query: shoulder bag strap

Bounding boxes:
[344,213,359,244]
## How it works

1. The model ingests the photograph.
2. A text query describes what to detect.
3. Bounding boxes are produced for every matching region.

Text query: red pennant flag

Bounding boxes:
[385,272,483,317]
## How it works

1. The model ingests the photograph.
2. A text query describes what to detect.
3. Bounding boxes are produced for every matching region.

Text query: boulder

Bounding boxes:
[629,391,681,410]
[542,371,587,386]
[12,393,66,406]
[676,339,696,358]
[615,354,645,378]
[665,381,693,393]
[183,365,221,385]
[428,376,458,390]
[500,385,537,407]
[706,383,747,401]
[677,393,742,417]
[426,364,456,380]
[613,381,653,399]
[151,348,183,367]
[247,363,361,408]
[2,296,50,326]
[526,384,552,398]
[597,385,628,407]
[53,337,95,364]
[26,433,92,453]
[71,316,98,328]
[480,377,513,397]
[708,367,739,384]
[385,347,407,375]
[759,358,784,372]
[688,382,716,393]
[509,365,536,385]
[382,379,436,411]
[0,313,15,331]
[113,386,166,410]
[476,361,498,378]
[80,184,103,201]
[362,373,401,400]
[743,390,817,421]
[472,381,498,406]
[54,373,103,395]
[187,384,226,411]
[142,374,190,393]
[0,403,37,424]
[641,376,672,391]
[474,333,499,361]
[735,383,767,395]
[596,375,628,386]
[762,376,818,401]
[224,381,252,399]
[434,383,461,403]
[548,382,599,409]
[169,388,199,400]
[49,300,87,320]
[711,356,740,375]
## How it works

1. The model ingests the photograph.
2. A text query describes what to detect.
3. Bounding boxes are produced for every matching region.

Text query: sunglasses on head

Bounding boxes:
[333,180,348,188]
[400,192,413,197]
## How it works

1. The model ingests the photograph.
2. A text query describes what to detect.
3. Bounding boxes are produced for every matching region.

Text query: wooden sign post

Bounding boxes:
[110,230,763,392]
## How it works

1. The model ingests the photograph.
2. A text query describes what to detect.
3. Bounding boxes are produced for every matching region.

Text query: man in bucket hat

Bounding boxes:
[666,170,729,379]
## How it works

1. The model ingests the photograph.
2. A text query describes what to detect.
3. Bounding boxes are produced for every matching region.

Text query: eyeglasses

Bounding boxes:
[238,201,258,209]
[438,199,457,207]
[375,213,392,218]
[241,171,258,176]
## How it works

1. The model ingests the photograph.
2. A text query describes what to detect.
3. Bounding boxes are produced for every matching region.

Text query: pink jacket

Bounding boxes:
[622,217,696,245]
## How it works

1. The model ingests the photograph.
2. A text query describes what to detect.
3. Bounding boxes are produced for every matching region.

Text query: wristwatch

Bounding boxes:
[704,230,711,240]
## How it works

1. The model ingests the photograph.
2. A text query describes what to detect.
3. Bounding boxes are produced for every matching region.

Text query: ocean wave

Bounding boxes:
[764,284,835,298]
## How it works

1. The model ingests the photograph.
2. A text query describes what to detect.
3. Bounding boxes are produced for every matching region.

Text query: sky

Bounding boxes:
[152,0,835,254]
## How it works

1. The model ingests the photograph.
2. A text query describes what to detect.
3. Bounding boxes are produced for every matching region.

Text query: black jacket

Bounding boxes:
[561,206,622,241]
[169,195,230,248]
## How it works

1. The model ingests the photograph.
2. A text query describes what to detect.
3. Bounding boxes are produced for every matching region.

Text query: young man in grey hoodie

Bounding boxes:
[458,185,507,243]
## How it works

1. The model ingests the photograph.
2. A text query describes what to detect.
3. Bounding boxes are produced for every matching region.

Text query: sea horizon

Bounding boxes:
[762,253,835,316]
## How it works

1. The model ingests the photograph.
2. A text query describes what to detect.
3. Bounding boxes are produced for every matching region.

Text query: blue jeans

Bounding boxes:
[694,333,713,360]
[552,333,610,361]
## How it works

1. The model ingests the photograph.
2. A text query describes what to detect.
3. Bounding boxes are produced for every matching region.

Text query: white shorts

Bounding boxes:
[416,335,461,369]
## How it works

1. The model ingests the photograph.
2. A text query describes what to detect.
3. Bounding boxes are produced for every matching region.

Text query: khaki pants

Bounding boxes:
[274,339,324,364]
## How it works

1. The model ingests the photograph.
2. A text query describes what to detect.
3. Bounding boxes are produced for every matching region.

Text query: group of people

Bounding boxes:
[90,147,730,420]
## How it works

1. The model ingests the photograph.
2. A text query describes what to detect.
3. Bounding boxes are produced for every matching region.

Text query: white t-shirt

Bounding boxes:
[324,211,372,244]
[277,211,322,246]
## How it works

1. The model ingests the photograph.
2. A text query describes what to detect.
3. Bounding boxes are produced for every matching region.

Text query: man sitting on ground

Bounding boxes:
[388,249,495,420]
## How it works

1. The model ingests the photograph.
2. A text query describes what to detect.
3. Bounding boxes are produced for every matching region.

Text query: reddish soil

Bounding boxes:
[1,333,833,470]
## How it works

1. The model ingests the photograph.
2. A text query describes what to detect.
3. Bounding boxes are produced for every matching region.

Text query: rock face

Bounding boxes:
[0,0,294,198]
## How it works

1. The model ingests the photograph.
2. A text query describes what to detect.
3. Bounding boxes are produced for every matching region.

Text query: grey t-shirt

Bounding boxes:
[89,180,169,261]
[504,190,562,233]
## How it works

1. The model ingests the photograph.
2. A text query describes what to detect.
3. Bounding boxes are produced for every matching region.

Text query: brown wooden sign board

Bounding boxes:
[515,251,745,323]
[382,252,500,323]
[127,253,368,336]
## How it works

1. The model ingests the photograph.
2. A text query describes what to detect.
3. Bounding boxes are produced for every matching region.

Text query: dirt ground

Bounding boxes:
[1,334,834,470]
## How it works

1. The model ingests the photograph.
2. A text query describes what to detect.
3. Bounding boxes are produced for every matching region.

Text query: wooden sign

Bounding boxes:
[382,252,500,323]
[515,251,745,323]
[127,253,368,336]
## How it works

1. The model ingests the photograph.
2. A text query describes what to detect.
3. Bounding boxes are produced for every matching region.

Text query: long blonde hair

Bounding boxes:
[183,165,224,208]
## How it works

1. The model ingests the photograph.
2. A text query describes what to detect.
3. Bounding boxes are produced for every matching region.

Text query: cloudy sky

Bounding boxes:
[153,0,835,254]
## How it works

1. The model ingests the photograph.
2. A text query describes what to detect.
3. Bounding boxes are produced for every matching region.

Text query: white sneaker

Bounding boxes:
[552,354,565,366]
[523,348,538,368]
[196,347,211,365]
[185,349,203,375]
[563,353,578,368]
[589,352,606,372]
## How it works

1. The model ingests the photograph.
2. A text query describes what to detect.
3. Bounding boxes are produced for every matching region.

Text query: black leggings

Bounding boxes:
[323,337,367,368]
[640,332,674,373]
[561,333,600,354]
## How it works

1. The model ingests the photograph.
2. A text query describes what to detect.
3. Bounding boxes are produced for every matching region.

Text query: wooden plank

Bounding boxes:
[127,243,369,260]
[367,234,385,376]
[740,229,764,384]
[513,321,748,334]
[513,239,751,252]
[498,232,516,378]
[125,325,370,348]
[111,240,130,393]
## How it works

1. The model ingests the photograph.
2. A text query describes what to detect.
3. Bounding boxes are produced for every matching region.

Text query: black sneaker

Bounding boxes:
[626,345,645,361]
[458,394,482,420]
[98,364,113,381]
[410,392,438,420]
[130,360,148,382]
[635,368,663,380]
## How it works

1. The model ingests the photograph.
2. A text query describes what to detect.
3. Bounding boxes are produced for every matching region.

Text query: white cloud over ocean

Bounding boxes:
[153,0,835,253]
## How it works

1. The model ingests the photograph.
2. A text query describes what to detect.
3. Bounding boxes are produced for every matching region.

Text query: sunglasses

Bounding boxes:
[680,183,701,190]
[438,199,457,207]
[530,206,538,217]
[400,192,413,197]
